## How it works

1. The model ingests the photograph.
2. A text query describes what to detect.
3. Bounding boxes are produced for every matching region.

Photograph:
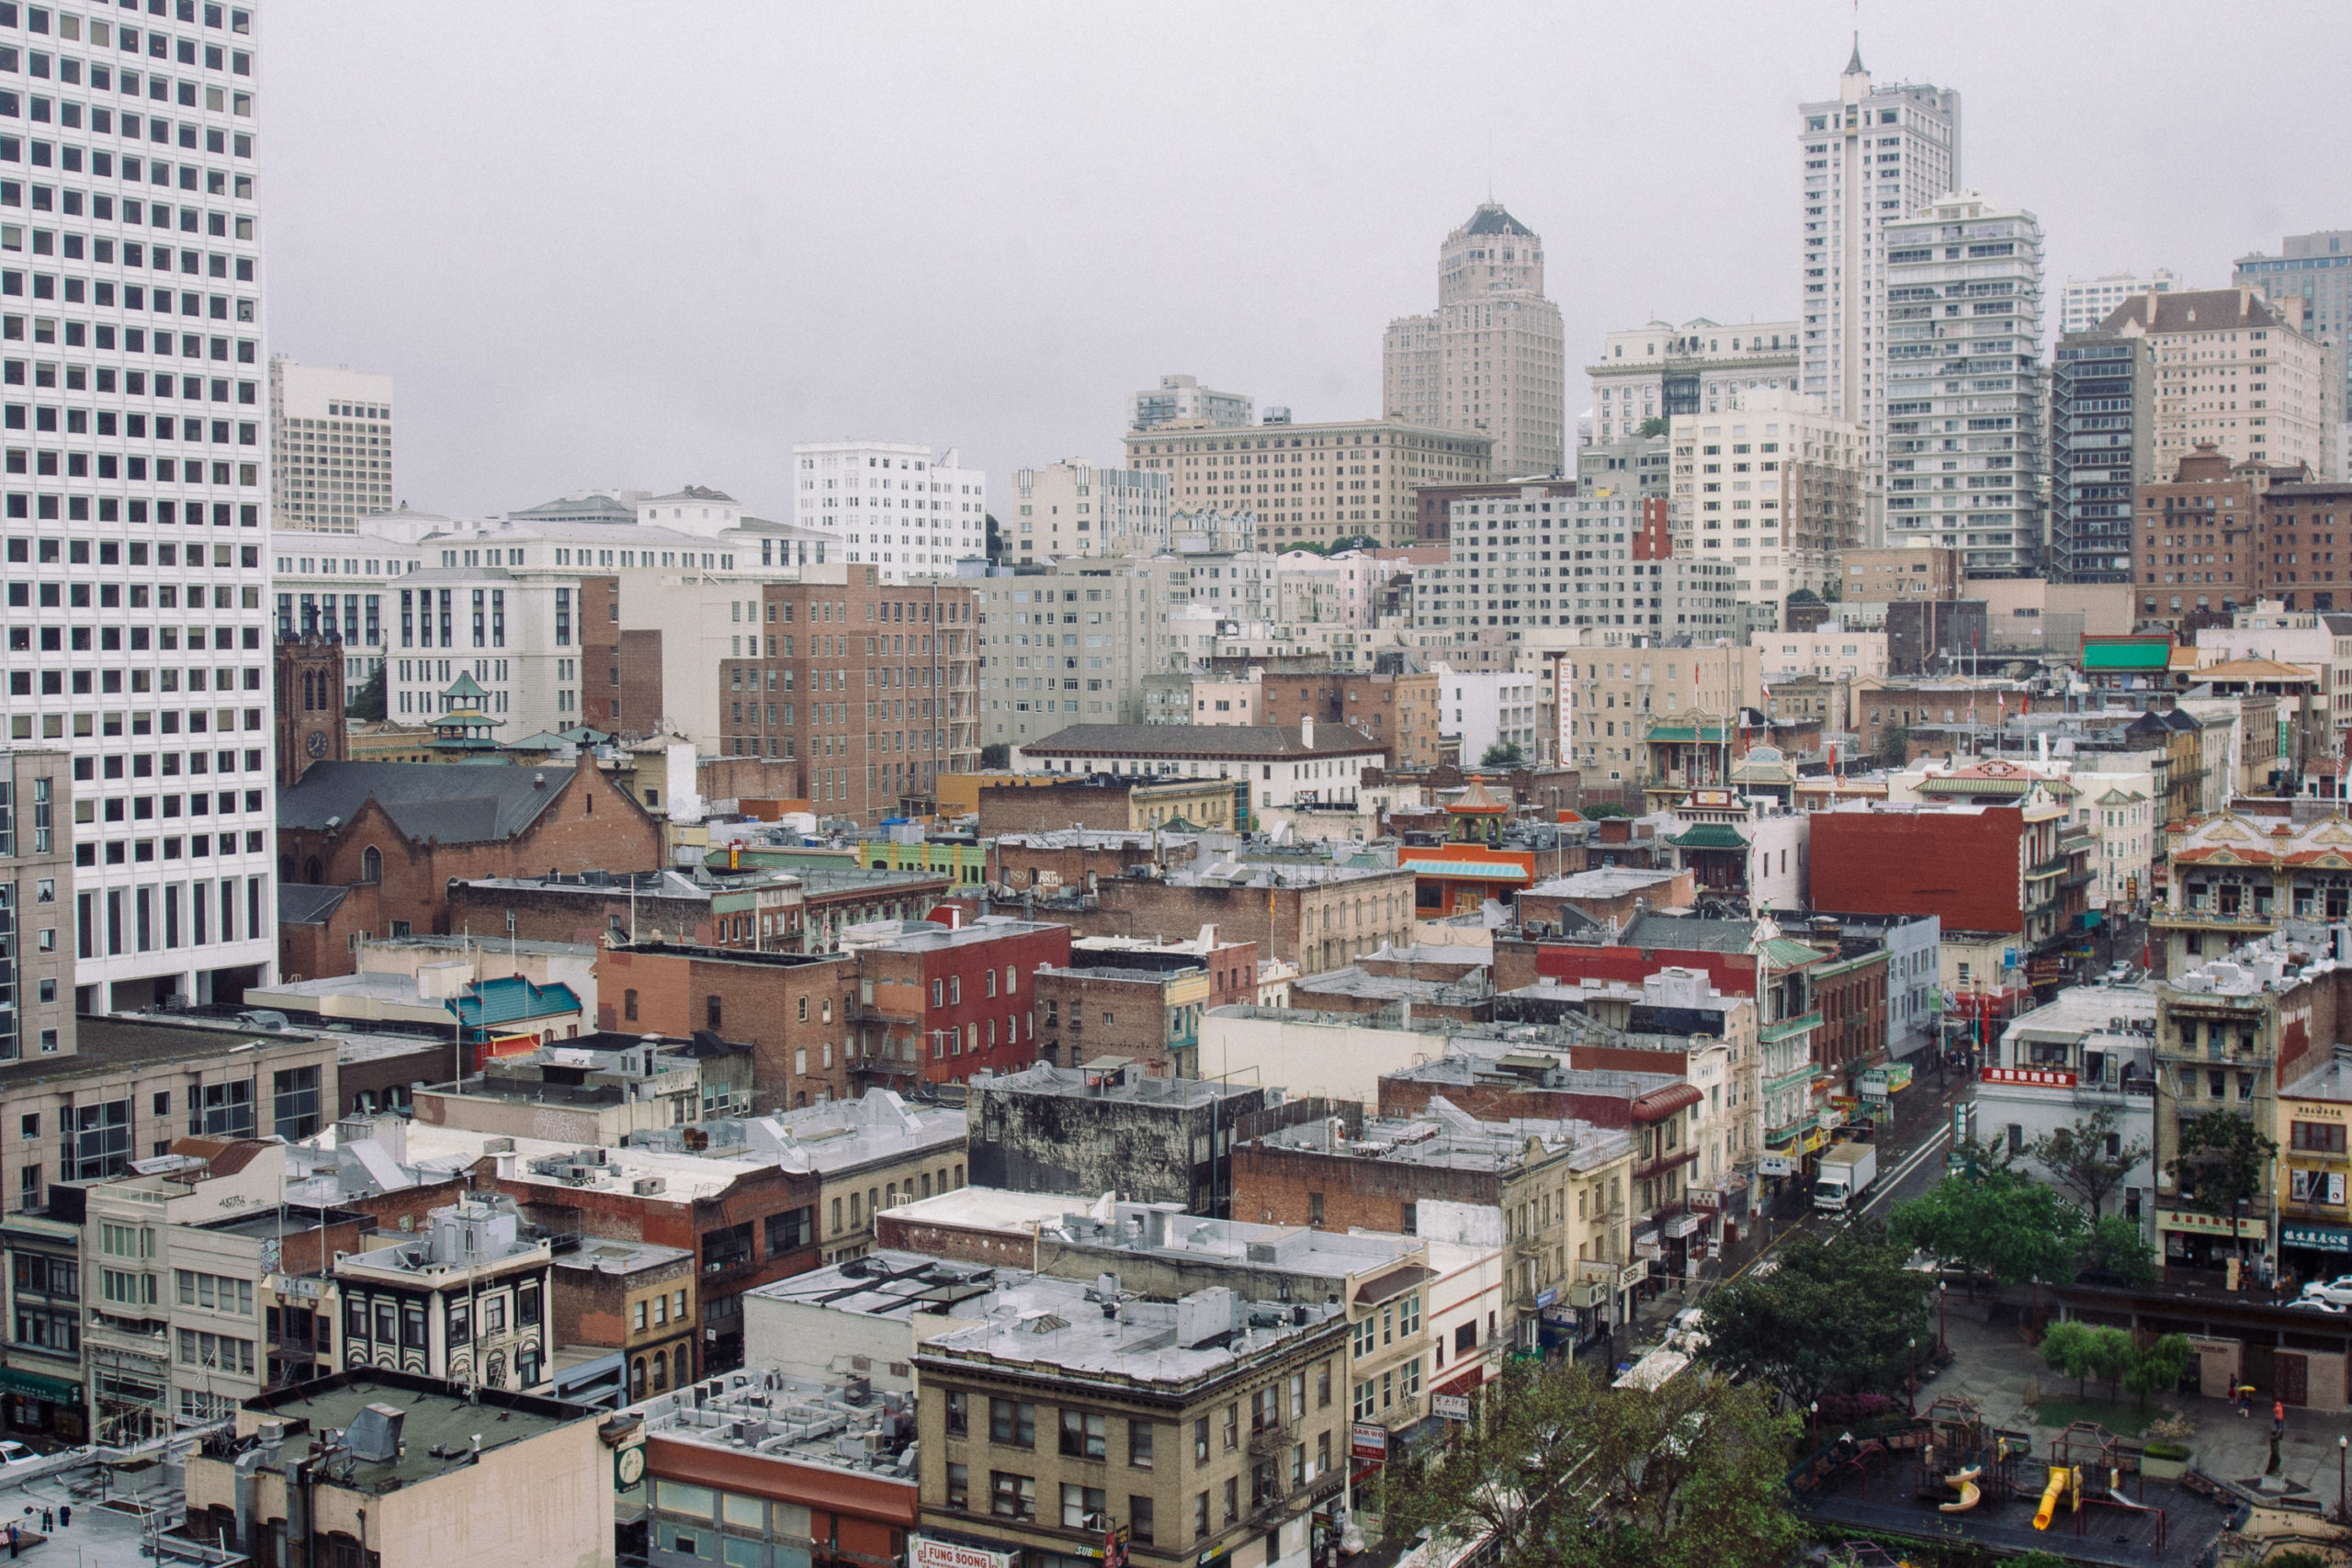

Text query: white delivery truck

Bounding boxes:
[1813,1141,1878,1213]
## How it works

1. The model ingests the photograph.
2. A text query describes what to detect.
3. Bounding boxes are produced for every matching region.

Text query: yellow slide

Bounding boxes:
[2031,1466,2078,1530]
[1937,1464,1982,1514]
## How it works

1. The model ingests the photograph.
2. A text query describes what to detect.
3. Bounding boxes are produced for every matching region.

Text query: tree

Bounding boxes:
[2077,1213,2158,1285]
[978,743,1011,769]
[2036,1320,2099,1397]
[984,513,1003,564]
[2169,1110,2278,1263]
[1878,724,1909,764]
[1698,1224,1931,1408]
[1585,802,1632,819]
[1378,1361,1801,1568]
[1889,1167,2084,1307]
[2121,1333,2194,1411]
[2031,1106,2150,1221]
[345,663,386,723]
[1481,741,1527,769]
[1637,416,1669,439]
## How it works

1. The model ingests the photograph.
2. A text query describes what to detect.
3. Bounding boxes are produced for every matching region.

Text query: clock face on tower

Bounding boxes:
[306,730,328,759]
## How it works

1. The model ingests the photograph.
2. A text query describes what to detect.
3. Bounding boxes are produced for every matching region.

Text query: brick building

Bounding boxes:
[967,1062,1268,1215]
[986,829,1199,892]
[849,916,1071,1088]
[446,865,951,955]
[2133,444,2278,629]
[2258,476,2352,614]
[549,1237,697,1405]
[974,776,1237,835]
[1033,963,1212,1076]
[595,943,863,1108]
[1007,863,1415,970]
[714,573,982,823]
[275,758,663,974]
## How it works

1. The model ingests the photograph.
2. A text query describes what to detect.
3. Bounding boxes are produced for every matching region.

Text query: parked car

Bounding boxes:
[2103,962,2133,984]
[2302,1275,2352,1306]
[2289,1294,2347,1314]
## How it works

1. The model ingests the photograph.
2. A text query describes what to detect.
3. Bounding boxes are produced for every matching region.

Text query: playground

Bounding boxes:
[1789,1398,2237,1568]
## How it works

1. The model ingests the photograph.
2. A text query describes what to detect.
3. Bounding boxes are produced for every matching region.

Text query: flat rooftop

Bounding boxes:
[1291,967,1482,1003]
[628,1366,916,1483]
[0,1014,327,1092]
[917,1272,1344,1385]
[1254,1097,1633,1175]
[230,1369,599,1495]
[554,1237,694,1277]
[2003,981,2160,1040]
[976,1061,1259,1106]
[746,1248,1033,1323]
[875,1184,1102,1237]
[1527,868,1686,897]
[1040,1201,1424,1280]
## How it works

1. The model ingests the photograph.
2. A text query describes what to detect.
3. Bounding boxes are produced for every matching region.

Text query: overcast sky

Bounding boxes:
[264,0,2352,522]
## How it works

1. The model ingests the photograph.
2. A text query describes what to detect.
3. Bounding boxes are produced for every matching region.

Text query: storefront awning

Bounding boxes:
[0,1366,81,1403]
[2283,1224,2352,1254]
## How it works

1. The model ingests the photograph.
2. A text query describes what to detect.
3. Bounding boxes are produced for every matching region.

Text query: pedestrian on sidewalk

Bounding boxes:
[2275,1399,2287,1436]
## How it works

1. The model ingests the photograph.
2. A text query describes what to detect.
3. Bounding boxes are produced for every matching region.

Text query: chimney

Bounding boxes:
[1300,715,1315,749]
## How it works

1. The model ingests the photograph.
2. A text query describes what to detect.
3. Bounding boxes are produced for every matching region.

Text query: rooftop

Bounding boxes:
[279,761,600,843]
[1252,1094,1633,1173]
[1017,723,1385,761]
[1527,868,1686,898]
[916,1272,1344,1385]
[552,1237,694,1279]
[218,1369,600,1496]
[976,1061,1261,1106]
[0,1014,327,1093]
[746,1247,1036,1324]
[1038,1200,1427,1281]
[627,1366,916,1483]
[2002,981,2160,1042]
[2286,1051,2352,1104]
[1289,967,1487,1005]
[873,1184,1107,1238]
[741,1090,967,1175]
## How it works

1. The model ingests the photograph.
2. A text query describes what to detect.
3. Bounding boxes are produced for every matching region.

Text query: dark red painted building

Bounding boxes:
[850,917,1072,1086]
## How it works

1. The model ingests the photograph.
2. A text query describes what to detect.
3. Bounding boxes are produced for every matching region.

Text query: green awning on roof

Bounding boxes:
[2082,641,2171,671]
[1668,824,1748,850]
[442,671,490,698]
[1754,937,1826,967]
[1645,726,1728,743]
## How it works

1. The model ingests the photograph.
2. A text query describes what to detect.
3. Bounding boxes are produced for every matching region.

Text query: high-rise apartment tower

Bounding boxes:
[0,2,277,1016]
[1798,44,1961,528]
[1384,202,1566,478]
[267,356,390,533]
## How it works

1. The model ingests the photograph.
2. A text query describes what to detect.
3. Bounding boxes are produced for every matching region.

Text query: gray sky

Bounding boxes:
[266,0,2352,522]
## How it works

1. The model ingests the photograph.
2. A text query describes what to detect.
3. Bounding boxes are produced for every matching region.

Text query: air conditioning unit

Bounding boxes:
[1568,1281,1609,1309]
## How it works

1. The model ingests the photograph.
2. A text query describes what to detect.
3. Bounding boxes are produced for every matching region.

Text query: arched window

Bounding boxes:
[304,857,322,885]
[674,1345,692,1387]
[650,1352,668,1393]
[360,847,382,884]
[630,1357,647,1400]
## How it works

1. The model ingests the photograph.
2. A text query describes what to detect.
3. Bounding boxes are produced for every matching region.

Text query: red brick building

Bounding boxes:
[714,574,982,823]
[275,757,664,976]
[850,918,1072,1087]
[597,943,863,1109]
[988,830,1197,890]
[2257,476,2352,615]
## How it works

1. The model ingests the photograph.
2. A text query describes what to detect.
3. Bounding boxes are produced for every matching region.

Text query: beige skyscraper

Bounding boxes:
[1385,203,1566,478]
[270,357,396,534]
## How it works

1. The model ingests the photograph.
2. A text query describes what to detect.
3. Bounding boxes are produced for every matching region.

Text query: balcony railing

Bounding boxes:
[1246,1420,1291,1459]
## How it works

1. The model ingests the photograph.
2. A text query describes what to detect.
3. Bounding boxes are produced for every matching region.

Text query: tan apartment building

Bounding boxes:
[915,1276,1351,1568]
[0,749,72,1062]
[1123,417,1493,552]
[2102,288,2325,477]
[743,1089,968,1265]
[1669,389,1865,627]
[1559,638,1758,791]
[1842,547,1962,602]
[2132,443,2280,629]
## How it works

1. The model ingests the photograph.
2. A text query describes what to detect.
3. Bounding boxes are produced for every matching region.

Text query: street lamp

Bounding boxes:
[1907,1337,1917,1418]
[1809,1400,1819,1450]
[1938,1280,1948,1357]
[2338,1434,2346,1524]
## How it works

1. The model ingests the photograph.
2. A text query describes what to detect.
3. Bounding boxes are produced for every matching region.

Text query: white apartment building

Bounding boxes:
[1668,389,1865,627]
[2062,269,2178,337]
[1754,627,1890,683]
[268,358,390,534]
[1419,489,1736,647]
[1124,414,1490,550]
[0,5,277,1013]
[1437,667,1544,764]
[1272,550,1379,628]
[1880,193,2048,575]
[1586,318,1801,446]
[1129,373,1252,432]
[2100,288,2327,476]
[976,556,1196,747]
[1383,201,1566,478]
[1005,459,1169,563]
[269,534,423,685]
[792,440,987,582]
[1798,46,1962,517]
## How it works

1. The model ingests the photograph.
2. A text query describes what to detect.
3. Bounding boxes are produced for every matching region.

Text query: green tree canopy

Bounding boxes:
[1379,1362,1800,1568]
[2169,1110,2278,1256]
[1697,1223,1931,1407]
[345,663,386,723]
[1481,741,1527,769]
[2077,1213,2158,1285]
[1888,1166,2085,1293]
[2031,1106,2151,1221]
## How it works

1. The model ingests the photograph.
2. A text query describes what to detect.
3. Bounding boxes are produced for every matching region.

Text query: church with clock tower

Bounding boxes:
[276,632,349,788]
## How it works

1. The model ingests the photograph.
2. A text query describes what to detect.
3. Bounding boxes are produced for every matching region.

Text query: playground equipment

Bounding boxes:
[1936,1463,1982,1514]
[2031,1465,2081,1531]
[1910,1397,2034,1507]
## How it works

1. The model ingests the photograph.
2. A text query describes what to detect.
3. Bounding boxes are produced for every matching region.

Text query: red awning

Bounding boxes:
[1630,1083,1703,1122]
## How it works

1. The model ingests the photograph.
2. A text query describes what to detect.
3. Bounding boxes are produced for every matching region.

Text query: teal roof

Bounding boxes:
[448,975,581,1031]
[556,726,612,744]
[2082,640,2171,672]
[442,671,489,699]
[1668,824,1747,850]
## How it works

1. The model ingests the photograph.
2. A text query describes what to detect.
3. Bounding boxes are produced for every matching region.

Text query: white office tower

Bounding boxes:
[1384,202,1566,477]
[2062,270,2178,336]
[792,440,986,583]
[268,357,390,532]
[1798,44,1961,529]
[1880,194,2047,575]
[0,4,276,1013]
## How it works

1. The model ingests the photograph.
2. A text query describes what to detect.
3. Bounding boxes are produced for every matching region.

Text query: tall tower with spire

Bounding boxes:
[1384,202,1566,477]
[1797,43,1962,536]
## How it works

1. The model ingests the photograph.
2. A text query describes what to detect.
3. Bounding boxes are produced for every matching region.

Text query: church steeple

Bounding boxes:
[1844,33,1866,78]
